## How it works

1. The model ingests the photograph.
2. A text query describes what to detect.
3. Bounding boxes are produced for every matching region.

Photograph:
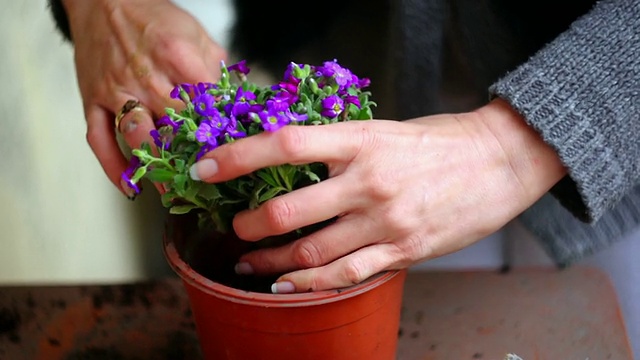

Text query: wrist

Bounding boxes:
[474,98,567,205]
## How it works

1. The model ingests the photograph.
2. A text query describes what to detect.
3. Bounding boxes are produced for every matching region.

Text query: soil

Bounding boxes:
[171,214,333,293]
[184,232,281,293]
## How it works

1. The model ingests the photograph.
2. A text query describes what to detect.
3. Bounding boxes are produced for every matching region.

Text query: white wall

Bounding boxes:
[0,0,172,283]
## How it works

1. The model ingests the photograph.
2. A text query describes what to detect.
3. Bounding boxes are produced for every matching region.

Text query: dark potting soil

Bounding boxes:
[177,222,298,294]
[184,234,281,294]
[174,216,334,294]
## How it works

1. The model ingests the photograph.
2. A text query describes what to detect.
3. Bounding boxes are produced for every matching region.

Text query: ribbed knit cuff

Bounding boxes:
[519,185,640,266]
[489,0,640,223]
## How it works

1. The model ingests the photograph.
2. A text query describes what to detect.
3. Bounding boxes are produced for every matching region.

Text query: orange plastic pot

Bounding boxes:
[163,217,407,360]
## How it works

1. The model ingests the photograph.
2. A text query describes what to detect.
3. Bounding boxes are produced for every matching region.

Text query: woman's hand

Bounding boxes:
[192,99,566,293]
[63,0,227,196]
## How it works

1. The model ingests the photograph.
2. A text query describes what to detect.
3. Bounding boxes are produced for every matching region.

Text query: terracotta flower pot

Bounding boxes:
[163,215,407,360]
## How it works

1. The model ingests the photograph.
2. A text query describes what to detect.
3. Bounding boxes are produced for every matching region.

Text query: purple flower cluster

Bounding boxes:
[122,59,372,198]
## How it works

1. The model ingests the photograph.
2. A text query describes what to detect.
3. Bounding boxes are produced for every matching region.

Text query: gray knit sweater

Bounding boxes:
[393,0,640,265]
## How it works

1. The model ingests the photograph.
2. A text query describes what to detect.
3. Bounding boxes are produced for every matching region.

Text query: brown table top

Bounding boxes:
[0,266,632,360]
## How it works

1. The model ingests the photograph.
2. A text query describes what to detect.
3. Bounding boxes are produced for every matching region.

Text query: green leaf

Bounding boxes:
[161,191,176,208]
[249,182,269,209]
[174,158,186,173]
[276,165,294,191]
[145,168,175,183]
[358,107,373,120]
[257,170,279,188]
[198,184,221,201]
[141,142,153,154]
[184,181,202,200]
[258,186,285,204]
[173,174,188,194]
[169,204,198,215]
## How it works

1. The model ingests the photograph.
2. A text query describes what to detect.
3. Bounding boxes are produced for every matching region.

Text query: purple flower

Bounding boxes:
[285,110,308,123]
[195,120,221,146]
[227,60,251,75]
[283,62,302,83]
[316,59,353,89]
[321,95,344,118]
[209,113,230,133]
[272,81,299,95]
[196,82,216,94]
[259,109,289,132]
[266,92,294,112]
[232,87,257,116]
[357,77,371,89]
[170,83,195,100]
[156,115,181,136]
[226,114,247,138]
[196,143,215,161]
[150,129,172,151]
[151,116,180,150]
[344,95,361,108]
[121,156,142,195]
[193,93,219,117]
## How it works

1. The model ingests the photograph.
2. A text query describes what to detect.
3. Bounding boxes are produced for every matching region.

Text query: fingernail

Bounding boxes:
[234,262,254,275]
[189,159,218,181]
[123,119,138,133]
[120,178,137,199]
[271,281,295,294]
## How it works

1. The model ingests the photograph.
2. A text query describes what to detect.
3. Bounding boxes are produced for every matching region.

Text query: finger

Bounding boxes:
[270,243,400,293]
[236,215,378,276]
[112,95,166,194]
[192,121,369,183]
[160,42,224,86]
[85,104,130,196]
[233,176,362,241]
[136,75,183,117]
[112,95,158,151]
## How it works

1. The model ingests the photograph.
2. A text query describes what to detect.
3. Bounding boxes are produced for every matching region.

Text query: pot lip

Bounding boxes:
[163,237,403,307]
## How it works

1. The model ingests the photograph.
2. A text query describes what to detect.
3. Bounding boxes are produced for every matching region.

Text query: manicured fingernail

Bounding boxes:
[234,262,254,275]
[120,178,137,199]
[189,159,218,181]
[271,281,295,294]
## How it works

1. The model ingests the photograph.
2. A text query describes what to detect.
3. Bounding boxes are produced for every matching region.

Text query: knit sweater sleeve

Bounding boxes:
[489,0,640,223]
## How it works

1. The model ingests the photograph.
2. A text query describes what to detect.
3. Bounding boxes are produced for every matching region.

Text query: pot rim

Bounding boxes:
[163,234,402,307]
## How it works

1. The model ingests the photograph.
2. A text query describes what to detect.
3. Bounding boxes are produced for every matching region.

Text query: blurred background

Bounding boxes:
[0,0,637,356]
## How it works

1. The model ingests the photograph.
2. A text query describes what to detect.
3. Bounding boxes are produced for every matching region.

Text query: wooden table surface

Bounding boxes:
[0,266,632,360]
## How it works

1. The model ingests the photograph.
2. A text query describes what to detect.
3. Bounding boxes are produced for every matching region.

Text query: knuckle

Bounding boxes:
[252,253,279,274]
[391,217,413,236]
[276,126,306,159]
[379,205,414,235]
[291,240,323,268]
[156,37,196,72]
[85,126,100,149]
[211,46,228,64]
[343,258,367,285]
[396,235,431,263]
[307,275,322,292]
[221,144,246,171]
[362,172,396,201]
[263,198,295,233]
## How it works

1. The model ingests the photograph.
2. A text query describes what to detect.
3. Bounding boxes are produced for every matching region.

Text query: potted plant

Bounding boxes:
[124,59,407,360]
